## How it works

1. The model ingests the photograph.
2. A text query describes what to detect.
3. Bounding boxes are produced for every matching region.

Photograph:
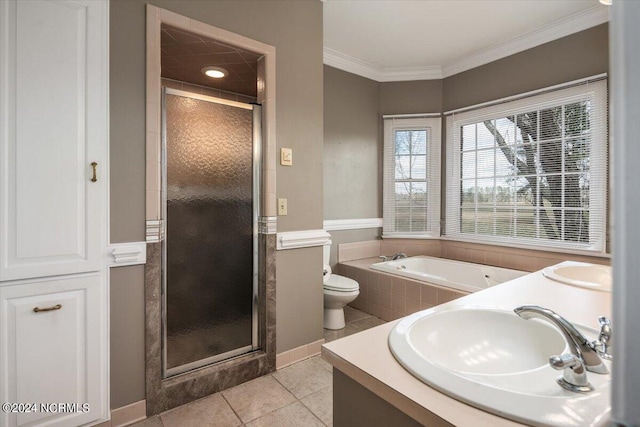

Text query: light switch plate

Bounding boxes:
[280,148,292,166]
[278,198,288,216]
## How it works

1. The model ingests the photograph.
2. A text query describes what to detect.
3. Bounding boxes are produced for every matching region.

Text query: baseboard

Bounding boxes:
[109,400,147,427]
[276,338,325,370]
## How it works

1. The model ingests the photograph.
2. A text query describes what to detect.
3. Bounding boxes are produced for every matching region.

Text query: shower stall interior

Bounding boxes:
[161,88,261,377]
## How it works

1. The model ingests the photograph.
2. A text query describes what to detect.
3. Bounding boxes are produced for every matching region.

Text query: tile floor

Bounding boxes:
[132,307,385,427]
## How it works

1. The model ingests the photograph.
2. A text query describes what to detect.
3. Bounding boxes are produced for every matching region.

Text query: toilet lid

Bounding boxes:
[323,274,359,292]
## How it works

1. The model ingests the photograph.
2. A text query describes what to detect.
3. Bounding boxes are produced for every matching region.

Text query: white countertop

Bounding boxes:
[322,269,612,427]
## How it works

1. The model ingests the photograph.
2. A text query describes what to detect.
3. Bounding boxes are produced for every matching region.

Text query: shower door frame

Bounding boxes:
[160,88,261,378]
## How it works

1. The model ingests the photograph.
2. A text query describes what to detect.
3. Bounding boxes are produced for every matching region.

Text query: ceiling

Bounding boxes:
[323,0,609,81]
[161,24,261,97]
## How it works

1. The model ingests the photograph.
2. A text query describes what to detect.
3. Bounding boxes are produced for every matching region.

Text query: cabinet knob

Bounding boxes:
[33,304,62,313]
[91,162,98,182]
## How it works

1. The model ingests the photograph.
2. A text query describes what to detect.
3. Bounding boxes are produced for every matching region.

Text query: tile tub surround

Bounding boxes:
[337,239,610,272]
[131,356,334,427]
[144,233,276,415]
[339,258,468,322]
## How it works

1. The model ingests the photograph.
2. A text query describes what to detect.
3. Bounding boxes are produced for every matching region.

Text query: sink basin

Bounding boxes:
[405,308,565,375]
[543,261,612,292]
[389,306,611,426]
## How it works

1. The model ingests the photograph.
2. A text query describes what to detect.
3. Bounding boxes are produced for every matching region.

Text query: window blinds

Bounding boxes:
[383,116,441,237]
[444,79,608,252]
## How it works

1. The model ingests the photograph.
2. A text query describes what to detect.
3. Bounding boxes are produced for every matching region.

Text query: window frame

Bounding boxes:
[445,81,608,253]
[383,116,441,238]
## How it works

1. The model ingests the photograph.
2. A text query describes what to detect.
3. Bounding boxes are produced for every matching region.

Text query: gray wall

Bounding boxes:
[323,69,445,261]
[110,266,145,409]
[324,66,380,220]
[109,0,323,409]
[379,80,443,115]
[443,24,609,111]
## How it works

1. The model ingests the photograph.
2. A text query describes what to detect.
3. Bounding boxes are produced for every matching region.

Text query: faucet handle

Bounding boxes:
[378,255,389,262]
[549,354,594,393]
[594,316,612,360]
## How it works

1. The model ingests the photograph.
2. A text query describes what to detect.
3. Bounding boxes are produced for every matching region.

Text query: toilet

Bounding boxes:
[323,242,360,330]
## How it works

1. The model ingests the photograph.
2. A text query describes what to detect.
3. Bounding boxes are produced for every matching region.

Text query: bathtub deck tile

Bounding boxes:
[367,271,380,290]
[420,286,438,305]
[406,280,420,301]
[420,302,435,311]
[379,290,392,309]
[391,277,406,296]
[391,293,406,314]
[379,274,393,293]
[438,289,466,304]
[406,297,420,315]
[368,287,380,305]
[379,306,392,321]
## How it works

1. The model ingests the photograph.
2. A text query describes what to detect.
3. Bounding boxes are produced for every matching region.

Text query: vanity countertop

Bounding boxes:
[321,269,612,427]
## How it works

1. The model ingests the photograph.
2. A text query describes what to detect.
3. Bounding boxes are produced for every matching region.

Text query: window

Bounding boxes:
[445,80,608,252]
[383,116,441,237]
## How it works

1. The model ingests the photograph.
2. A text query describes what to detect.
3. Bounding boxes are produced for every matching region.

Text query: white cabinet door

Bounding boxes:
[0,0,107,281]
[0,275,104,427]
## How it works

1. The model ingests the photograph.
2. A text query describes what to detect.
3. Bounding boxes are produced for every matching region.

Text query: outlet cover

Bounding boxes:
[278,198,288,216]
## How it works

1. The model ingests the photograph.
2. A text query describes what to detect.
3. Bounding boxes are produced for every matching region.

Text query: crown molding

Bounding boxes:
[323,47,443,81]
[323,5,609,82]
[441,6,609,78]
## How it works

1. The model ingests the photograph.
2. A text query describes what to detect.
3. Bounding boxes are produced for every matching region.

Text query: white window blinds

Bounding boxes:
[445,79,608,252]
[383,116,441,237]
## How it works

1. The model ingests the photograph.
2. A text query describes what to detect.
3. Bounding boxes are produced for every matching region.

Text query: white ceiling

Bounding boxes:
[323,0,609,81]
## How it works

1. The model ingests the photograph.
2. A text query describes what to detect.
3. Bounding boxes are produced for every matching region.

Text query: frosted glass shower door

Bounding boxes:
[162,89,260,377]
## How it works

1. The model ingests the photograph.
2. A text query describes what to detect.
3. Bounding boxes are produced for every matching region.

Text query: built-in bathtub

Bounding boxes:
[371,255,526,293]
[339,256,526,322]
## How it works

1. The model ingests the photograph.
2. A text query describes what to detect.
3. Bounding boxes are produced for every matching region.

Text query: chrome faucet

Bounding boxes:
[515,305,612,393]
[514,305,609,375]
[391,252,407,260]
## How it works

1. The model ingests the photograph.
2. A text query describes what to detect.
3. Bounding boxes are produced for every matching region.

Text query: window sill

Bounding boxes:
[381,234,440,240]
[439,236,611,259]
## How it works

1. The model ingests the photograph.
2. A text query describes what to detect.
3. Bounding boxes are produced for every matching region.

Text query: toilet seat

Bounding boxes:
[323,274,359,292]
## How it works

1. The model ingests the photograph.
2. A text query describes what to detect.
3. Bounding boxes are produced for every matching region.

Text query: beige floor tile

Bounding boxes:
[129,416,164,427]
[323,324,359,343]
[315,355,334,373]
[245,402,324,427]
[221,375,296,423]
[343,306,370,323]
[273,357,333,399]
[160,393,240,427]
[300,385,332,425]
[350,316,386,331]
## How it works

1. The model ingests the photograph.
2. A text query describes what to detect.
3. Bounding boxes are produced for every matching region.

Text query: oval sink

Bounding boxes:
[543,262,611,292]
[407,308,565,375]
[389,306,611,426]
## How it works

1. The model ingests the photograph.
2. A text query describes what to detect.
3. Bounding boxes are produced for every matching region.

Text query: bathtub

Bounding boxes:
[371,256,526,293]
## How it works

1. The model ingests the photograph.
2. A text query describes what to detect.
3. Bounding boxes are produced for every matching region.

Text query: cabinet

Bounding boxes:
[0,1,109,426]
[0,276,104,427]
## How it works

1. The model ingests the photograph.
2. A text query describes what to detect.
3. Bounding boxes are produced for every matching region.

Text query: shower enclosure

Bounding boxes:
[161,88,261,377]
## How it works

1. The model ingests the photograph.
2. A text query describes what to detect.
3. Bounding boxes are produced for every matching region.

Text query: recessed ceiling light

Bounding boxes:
[599,0,611,5]
[201,66,227,79]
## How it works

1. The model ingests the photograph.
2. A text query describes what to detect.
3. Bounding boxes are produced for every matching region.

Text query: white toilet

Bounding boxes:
[323,242,360,330]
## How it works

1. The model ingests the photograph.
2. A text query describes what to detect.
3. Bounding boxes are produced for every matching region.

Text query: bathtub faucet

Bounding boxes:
[392,253,408,260]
